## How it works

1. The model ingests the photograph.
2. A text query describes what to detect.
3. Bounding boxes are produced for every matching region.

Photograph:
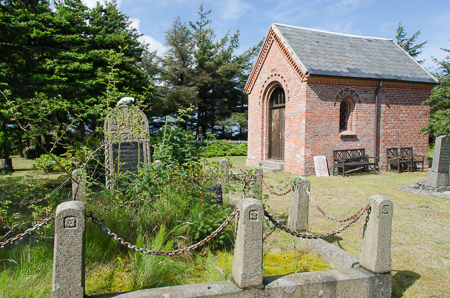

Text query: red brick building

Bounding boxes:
[245,23,438,175]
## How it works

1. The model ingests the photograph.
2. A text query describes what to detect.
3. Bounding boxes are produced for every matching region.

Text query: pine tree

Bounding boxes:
[395,21,427,64]
[159,17,198,119]
[82,1,150,134]
[188,5,259,136]
[151,6,260,136]
[423,45,450,136]
[1,0,153,152]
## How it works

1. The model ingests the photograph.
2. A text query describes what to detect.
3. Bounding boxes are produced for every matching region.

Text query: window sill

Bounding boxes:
[339,131,357,138]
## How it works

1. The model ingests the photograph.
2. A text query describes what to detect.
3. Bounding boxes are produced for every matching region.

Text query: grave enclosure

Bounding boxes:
[53,168,394,298]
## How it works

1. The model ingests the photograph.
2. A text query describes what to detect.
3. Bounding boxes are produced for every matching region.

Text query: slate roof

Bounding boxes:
[273,23,438,84]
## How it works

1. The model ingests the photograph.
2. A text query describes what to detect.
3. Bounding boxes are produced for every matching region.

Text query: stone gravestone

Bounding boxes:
[314,155,329,177]
[104,99,150,188]
[426,135,450,189]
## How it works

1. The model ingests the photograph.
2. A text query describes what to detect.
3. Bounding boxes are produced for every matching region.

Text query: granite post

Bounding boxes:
[52,201,86,298]
[232,198,264,289]
[72,168,86,201]
[360,195,393,274]
[219,159,229,194]
[426,135,450,188]
[288,178,310,232]
[248,169,263,200]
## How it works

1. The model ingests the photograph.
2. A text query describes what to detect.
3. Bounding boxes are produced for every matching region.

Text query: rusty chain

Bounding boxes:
[264,204,370,239]
[259,173,291,196]
[0,177,71,206]
[222,162,291,197]
[0,216,54,248]
[88,208,239,255]
[305,186,368,223]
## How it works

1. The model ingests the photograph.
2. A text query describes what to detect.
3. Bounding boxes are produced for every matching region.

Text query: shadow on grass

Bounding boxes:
[323,235,347,250]
[391,270,421,298]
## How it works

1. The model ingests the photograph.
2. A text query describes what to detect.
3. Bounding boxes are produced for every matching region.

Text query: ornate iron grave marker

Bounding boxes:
[104,99,150,188]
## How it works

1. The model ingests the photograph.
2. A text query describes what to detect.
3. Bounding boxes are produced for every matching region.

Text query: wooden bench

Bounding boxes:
[386,148,410,173]
[332,148,376,177]
[400,147,425,171]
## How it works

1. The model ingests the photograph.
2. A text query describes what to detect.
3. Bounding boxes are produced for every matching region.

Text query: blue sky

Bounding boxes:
[83,0,450,72]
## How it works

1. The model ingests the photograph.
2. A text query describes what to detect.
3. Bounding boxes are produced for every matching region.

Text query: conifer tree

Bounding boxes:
[395,21,427,64]
[152,5,259,137]
[423,45,450,136]
[158,17,198,122]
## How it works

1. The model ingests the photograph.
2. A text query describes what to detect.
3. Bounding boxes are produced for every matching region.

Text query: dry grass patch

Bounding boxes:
[255,165,450,298]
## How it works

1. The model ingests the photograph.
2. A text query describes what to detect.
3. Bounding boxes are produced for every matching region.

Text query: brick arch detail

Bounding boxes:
[259,74,290,106]
[258,74,290,161]
[334,87,360,105]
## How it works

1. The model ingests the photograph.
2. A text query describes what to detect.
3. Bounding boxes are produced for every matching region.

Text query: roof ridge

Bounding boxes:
[273,23,393,41]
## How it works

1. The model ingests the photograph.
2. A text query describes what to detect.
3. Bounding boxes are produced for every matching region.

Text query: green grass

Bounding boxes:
[254,163,449,298]
[3,154,447,297]
[1,155,65,183]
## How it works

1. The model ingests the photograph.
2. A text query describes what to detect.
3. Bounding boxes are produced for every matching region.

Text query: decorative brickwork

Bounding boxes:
[245,28,308,94]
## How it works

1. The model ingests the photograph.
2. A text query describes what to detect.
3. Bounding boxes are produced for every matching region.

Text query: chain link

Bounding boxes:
[0,177,71,206]
[264,204,370,239]
[0,216,54,248]
[259,173,291,196]
[305,186,367,223]
[88,208,238,255]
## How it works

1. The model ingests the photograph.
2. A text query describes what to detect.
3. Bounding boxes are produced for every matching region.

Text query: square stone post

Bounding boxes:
[52,201,86,298]
[219,159,229,193]
[72,168,86,201]
[232,198,264,289]
[288,177,310,232]
[248,169,263,200]
[360,195,393,274]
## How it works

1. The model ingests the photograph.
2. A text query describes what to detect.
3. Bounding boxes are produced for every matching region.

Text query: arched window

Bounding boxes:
[339,97,355,132]
[270,87,285,107]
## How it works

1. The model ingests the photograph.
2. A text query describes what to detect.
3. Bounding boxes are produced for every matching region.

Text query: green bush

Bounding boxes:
[203,140,247,157]
[153,125,205,166]
[32,153,65,173]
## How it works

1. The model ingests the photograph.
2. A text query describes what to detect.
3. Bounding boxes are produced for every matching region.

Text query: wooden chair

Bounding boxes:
[400,147,425,171]
[386,148,410,173]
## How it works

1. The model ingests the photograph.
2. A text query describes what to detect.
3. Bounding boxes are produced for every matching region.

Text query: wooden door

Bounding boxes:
[269,87,285,160]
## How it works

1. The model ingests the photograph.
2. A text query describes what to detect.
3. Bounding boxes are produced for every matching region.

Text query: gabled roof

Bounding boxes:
[245,23,438,93]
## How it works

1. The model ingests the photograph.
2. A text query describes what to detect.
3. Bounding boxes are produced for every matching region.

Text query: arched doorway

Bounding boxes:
[269,86,285,159]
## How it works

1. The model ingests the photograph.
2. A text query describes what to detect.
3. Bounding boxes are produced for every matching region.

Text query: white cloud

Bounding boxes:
[325,0,371,14]
[130,18,167,55]
[139,35,167,55]
[217,0,252,21]
[332,21,362,35]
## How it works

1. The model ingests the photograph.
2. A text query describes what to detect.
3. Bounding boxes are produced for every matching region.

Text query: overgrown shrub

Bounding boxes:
[32,153,65,173]
[203,140,247,157]
[153,124,204,166]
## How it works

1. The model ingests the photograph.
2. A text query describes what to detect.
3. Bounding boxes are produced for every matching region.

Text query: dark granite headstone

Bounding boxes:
[104,99,150,188]
[112,142,144,174]
[426,135,450,188]
[431,135,450,173]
